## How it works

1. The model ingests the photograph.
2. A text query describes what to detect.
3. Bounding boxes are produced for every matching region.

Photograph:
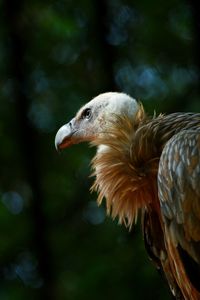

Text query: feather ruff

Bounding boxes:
[90,104,160,228]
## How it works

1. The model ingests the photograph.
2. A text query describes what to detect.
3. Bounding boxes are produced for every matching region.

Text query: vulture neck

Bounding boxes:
[91,105,159,228]
[90,105,200,228]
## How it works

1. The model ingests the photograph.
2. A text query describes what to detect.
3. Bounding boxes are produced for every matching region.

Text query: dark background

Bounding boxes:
[0,0,200,299]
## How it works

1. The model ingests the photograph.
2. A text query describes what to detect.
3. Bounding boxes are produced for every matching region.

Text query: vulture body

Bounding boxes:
[55,92,200,300]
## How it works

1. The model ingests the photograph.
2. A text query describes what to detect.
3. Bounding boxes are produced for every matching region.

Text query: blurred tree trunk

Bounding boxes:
[3,1,55,299]
[188,0,200,108]
[188,0,200,75]
[94,0,118,91]
[165,0,200,113]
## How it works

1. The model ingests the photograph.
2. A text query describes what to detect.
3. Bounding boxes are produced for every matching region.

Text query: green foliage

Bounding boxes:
[0,0,199,299]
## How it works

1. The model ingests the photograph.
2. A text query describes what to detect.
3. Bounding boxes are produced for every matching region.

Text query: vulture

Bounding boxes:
[55,92,200,300]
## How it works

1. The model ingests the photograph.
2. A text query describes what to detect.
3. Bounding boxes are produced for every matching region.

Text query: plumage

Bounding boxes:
[158,130,200,299]
[55,92,200,300]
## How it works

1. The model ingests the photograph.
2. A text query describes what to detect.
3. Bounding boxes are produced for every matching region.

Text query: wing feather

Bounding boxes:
[158,130,200,259]
[158,129,200,296]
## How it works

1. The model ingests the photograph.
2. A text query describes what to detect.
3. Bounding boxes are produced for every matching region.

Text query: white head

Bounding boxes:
[55,92,139,149]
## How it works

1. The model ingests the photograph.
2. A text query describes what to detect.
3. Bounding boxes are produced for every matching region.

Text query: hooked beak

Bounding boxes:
[55,118,77,151]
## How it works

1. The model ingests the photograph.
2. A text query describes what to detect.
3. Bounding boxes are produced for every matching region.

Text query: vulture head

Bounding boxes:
[55,92,146,227]
[55,92,139,150]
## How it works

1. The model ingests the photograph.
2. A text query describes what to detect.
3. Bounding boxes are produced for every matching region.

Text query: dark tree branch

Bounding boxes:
[3,1,55,299]
[93,0,118,91]
[188,0,200,75]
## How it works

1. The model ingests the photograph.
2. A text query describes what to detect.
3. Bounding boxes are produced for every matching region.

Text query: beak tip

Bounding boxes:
[55,131,62,151]
[55,142,60,152]
[55,123,74,151]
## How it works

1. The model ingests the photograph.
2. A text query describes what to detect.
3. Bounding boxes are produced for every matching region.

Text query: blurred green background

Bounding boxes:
[0,0,200,299]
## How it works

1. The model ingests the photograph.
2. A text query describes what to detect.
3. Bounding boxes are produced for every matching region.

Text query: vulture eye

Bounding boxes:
[81,108,92,120]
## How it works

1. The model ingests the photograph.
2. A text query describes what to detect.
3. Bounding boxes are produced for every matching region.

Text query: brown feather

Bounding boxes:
[91,106,200,227]
[90,104,160,227]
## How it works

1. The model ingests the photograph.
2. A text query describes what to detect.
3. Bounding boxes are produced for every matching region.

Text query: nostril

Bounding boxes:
[69,118,75,129]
